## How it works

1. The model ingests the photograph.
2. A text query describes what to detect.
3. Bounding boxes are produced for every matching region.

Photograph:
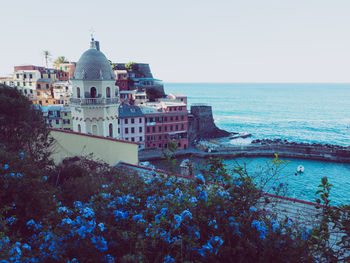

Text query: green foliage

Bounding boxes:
[125,61,136,71]
[0,85,54,166]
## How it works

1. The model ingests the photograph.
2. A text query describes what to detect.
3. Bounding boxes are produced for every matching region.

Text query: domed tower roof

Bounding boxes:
[73,39,115,81]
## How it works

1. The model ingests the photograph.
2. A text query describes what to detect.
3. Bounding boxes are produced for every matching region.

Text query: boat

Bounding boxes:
[229,132,252,140]
[297,165,304,173]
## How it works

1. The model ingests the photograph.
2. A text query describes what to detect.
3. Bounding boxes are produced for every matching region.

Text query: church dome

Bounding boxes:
[73,39,115,81]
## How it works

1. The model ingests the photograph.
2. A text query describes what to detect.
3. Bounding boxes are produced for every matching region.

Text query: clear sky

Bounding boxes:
[1,0,350,82]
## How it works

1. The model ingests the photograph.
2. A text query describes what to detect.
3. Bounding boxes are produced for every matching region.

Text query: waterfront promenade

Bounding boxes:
[139,143,350,163]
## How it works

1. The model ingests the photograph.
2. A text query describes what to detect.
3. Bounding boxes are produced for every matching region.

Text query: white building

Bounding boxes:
[70,38,120,138]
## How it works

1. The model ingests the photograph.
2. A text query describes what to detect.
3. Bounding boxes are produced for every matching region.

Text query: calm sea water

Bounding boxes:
[160,83,350,205]
[164,83,350,146]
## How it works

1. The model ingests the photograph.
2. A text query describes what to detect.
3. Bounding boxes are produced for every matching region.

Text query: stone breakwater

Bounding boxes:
[139,139,350,163]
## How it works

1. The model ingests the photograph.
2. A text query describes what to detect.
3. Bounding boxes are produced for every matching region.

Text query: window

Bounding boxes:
[139,136,142,141]
[176,125,178,131]
[16,74,19,79]
[131,118,134,124]
[118,128,120,134]
[109,123,113,137]
[77,87,80,98]
[37,92,41,96]
[179,107,182,110]
[57,111,61,117]
[29,74,33,79]
[159,135,162,140]
[125,119,128,124]
[176,116,179,121]
[118,119,120,124]
[125,138,129,141]
[181,115,184,120]
[24,74,26,79]
[139,127,142,132]
[152,127,155,132]
[139,118,142,123]
[181,124,184,130]
[125,128,129,134]
[46,84,49,89]
[158,126,162,132]
[131,127,135,133]
[90,87,97,98]
[159,144,161,148]
[165,126,167,131]
[56,120,59,124]
[169,107,172,111]
[23,82,26,86]
[170,116,173,121]
[64,113,67,116]
[17,82,20,86]
[131,137,135,142]
[29,82,32,86]
[30,90,33,94]
[170,125,173,131]
[106,87,111,98]
[147,127,150,133]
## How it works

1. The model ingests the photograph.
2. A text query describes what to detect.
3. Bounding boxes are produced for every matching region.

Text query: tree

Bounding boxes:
[125,61,136,72]
[108,60,118,70]
[53,56,68,68]
[43,50,51,68]
[0,84,54,165]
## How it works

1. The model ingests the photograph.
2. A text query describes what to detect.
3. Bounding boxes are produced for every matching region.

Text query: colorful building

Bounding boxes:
[41,105,72,130]
[118,104,145,148]
[115,69,128,91]
[55,62,76,80]
[140,100,188,150]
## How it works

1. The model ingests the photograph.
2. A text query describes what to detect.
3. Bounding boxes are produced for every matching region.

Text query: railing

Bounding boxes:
[70,97,119,106]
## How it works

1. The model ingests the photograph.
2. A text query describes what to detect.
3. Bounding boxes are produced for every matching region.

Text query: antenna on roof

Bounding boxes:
[89,27,95,41]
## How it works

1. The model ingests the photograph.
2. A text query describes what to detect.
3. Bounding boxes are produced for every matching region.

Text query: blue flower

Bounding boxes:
[58,206,68,213]
[3,164,8,170]
[199,191,208,202]
[249,206,257,212]
[133,213,143,222]
[251,220,267,239]
[20,152,24,156]
[16,173,22,178]
[160,207,168,216]
[174,214,182,229]
[91,236,108,252]
[43,176,48,181]
[22,243,31,251]
[163,255,175,263]
[181,210,192,220]
[98,222,105,231]
[7,217,15,225]
[195,174,205,184]
[235,180,242,186]
[189,197,198,203]
[80,207,95,218]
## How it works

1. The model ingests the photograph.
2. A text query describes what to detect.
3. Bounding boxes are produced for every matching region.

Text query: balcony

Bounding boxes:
[69,97,119,106]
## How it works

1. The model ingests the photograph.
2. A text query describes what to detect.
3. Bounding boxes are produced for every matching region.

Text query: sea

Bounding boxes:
[159,83,350,205]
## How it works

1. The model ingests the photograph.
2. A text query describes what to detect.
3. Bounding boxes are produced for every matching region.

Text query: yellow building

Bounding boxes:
[50,128,138,165]
[41,105,72,130]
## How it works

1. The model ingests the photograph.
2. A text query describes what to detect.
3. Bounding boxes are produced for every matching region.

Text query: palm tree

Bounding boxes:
[53,56,68,68]
[43,50,51,68]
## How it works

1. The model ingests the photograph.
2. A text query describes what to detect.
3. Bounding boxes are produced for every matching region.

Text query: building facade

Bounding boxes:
[70,38,120,138]
[118,104,145,148]
[141,101,189,150]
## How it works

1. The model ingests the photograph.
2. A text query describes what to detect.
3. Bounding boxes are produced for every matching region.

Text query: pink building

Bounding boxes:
[118,104,145,149]
[141,101,189,150]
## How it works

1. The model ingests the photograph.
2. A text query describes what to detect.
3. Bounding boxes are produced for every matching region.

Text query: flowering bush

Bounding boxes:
[1,151,327,262]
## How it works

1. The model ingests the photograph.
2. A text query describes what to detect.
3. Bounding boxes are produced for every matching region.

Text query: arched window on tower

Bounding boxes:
[90,87,97,98]
[78,124,81,133]
[106,87,111,98]
[109,123,113,137]
[77,87,81,98]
